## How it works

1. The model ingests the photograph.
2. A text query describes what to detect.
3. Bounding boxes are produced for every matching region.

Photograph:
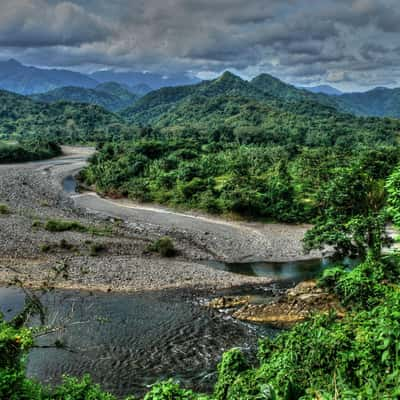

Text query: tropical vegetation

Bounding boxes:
[0,139,61,163]
[2,69,400,399]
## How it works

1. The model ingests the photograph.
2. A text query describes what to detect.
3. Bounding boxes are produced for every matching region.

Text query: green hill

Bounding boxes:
[121,71,338,125]
[0,89,129,143]
[119,72,394,150]
[251,73,312,102]
[31,82,138,112]
[332,87,400,118]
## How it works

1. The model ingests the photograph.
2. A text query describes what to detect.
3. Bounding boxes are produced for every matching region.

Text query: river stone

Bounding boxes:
[207,295,250,309]
[229,280,345,327]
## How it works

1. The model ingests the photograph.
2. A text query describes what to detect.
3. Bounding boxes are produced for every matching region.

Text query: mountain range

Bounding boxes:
[2,59,400,121]
[0,59,200,95]
[122,71,400,121]
[120,71,337,125]
[1,67,399,151]
[301,85,343,95]
[0,59,97,95]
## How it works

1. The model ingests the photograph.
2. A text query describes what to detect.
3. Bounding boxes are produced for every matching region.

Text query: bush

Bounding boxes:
[320,258,388,309]
[0,140,62,164]
[44,219,87,233]
[144,379,204,400]
[214,349,250,400]
[0,204,9,215]
[53,375,117,400]
[318,266,346,290]
[40,244,51,253]
[147,237,177,257]
[42,219,113,236]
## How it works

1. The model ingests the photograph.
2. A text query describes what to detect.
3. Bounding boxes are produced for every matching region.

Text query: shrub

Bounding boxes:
[144,379,204,400]
[32,220,42,228]
[0,204,9,215]
[321,258,388,309]
[334,260,387,308]
[44,219,87,233]
[40,244,51,253]
[147,236,177,257]
[42,219,112,236]
[53,375,116,400]
[214,348,250,400]
[318,266,346,290]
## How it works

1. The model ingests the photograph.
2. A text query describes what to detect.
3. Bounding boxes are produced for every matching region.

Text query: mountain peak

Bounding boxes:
[251,73,294,91]
[251,73,285,85]
[218,71,242,82]
[5,58,22,66]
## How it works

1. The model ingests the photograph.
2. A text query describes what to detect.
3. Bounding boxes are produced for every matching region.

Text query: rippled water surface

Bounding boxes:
[0,287,277,398]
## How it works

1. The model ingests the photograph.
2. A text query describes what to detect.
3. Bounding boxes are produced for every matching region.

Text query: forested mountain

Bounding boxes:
[302,85,342,95]
[31,82,138,111]
[121,72,347,130]
[4,58,400,119]
[332,87,400,118]
[0,59,200,95]
[121,71,298,123]
[131,83,153,95]
[251,73,313,102]
[0,89,129,143]
[3,68,399,149]
[95,82,136,98]
[0,59,97,94]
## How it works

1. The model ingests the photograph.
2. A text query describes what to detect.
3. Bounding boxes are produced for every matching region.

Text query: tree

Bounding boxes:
[304,164,390,260]
[386,165,400,227]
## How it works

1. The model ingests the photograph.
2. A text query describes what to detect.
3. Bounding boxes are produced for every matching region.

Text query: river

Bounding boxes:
[1,286,279,397]
[0,149,334,398]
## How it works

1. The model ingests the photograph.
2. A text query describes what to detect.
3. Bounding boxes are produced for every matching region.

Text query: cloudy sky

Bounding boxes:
[0,0,399,91]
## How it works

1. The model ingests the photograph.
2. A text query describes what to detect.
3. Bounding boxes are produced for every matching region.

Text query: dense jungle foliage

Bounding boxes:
[3,70,400,399]
[0,139,62,163]
[0,90,132,144]
[3,155,400,399]
[78,72,400,223]
[81,128,400,223]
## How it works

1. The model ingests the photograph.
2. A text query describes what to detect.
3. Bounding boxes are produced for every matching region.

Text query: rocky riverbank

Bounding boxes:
[207,280,345,327]
[0,148,323,293]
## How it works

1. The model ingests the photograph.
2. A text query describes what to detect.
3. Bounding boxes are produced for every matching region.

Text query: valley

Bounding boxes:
[1,63,400,399]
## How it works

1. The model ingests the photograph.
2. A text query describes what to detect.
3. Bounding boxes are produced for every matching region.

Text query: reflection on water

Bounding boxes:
[0,287,277,398]
[62,175,77,193]
[205,257,358,283]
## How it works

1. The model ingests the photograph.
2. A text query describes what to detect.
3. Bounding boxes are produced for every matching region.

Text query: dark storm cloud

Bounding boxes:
[0,0,399,89]
[0,0,113,47]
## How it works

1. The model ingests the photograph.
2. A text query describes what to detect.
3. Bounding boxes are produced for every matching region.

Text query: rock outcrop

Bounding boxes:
[208,280,345,327]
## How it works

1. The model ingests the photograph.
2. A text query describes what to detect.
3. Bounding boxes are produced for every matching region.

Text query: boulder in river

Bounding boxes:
[209,281,345,328]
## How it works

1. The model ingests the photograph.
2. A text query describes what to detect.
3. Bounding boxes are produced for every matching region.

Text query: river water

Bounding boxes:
[0,287,278,398]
